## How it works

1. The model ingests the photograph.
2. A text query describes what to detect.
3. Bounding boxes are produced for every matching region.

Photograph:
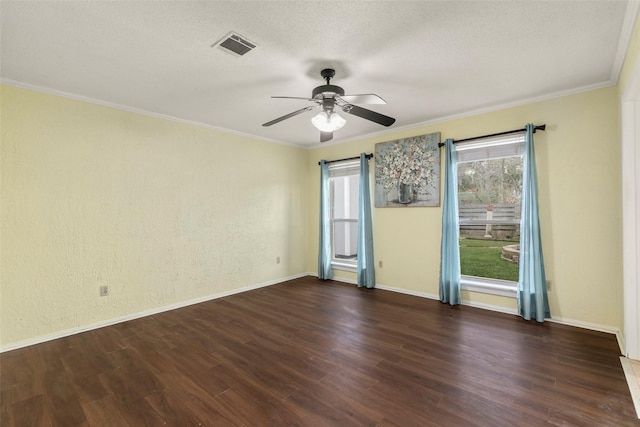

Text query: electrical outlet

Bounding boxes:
[100,285,110,296]
[378,260,383,268]
[546,280,552,291]
[276,256,280,264]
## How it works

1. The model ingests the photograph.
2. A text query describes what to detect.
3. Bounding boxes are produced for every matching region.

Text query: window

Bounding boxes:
[329,160,360,270]
[456,134,524,296]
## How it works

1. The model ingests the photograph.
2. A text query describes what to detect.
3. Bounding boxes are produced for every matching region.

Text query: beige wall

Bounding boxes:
[0,78,626,347]
[306,86,622,331]
[0,85,308,347]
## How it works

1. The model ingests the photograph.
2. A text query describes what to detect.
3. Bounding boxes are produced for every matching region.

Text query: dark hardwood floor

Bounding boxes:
[1,276,638,426]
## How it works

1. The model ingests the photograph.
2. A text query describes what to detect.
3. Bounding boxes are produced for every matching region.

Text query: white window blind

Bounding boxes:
[456,134,525,163]
[329,160,360,177]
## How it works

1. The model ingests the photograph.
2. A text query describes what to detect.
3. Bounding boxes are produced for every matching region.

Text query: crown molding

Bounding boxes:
[0,79,306,149]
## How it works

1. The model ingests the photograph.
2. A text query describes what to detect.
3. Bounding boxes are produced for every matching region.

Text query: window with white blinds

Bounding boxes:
[329,160,360,269]
[456,134,525,163]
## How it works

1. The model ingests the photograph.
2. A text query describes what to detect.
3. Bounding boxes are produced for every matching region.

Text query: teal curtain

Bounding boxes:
[518,124,550,321]
[357,153,375,288]
[318,160,333,280]
[439,138,461,305]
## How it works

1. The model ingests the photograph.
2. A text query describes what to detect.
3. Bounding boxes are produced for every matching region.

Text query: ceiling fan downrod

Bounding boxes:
[312,68,345,100]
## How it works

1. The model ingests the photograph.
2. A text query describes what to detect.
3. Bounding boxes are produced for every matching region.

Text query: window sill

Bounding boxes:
[332,260,357,272]
[460,275,517,298]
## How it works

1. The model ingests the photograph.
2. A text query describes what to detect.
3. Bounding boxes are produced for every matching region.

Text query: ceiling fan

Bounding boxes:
[262,68,396,143]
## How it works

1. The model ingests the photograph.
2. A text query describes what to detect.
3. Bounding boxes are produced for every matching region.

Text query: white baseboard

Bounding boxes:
[620,356,640,419]
[322,273,517,315]
[375,282,519,315]
[546,316,623,354]
[619,332,627,357]
[375,283,439,300]
[6,272,622,355]
[0,273,307,353]
[314,272,622,349]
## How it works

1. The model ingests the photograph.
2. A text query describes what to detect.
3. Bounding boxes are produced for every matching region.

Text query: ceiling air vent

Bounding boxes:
[213,32,257,57]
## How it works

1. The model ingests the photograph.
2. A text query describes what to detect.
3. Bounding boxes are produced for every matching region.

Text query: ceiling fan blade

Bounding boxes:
[339,94,387,104]
[342,104,396,127]
[262,106,316,127]
[320,132,333,143]
[272,96,318,102]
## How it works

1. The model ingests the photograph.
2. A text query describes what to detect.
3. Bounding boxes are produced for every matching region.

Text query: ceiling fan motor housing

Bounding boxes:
[312,84,345,99]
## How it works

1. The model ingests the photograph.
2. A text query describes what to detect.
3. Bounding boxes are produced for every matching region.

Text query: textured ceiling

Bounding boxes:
[1,1,636,147]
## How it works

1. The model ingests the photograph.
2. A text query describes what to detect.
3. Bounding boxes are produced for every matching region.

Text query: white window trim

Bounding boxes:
[332,260,357,272]
[456,133,524,298]
[460,275,517,298]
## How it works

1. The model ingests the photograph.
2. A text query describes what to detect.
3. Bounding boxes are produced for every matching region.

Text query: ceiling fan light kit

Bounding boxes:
[262,68,396,143]
[311,111,346,132]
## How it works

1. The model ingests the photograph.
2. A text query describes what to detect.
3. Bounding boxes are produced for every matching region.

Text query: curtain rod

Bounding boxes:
[437,124,546,148]
[318,153,373,165]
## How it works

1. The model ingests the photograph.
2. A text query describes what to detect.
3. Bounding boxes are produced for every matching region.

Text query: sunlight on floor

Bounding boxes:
[621,357,640,418]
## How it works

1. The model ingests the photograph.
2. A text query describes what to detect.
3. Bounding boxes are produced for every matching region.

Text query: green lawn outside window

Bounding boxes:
[459,237,519,282]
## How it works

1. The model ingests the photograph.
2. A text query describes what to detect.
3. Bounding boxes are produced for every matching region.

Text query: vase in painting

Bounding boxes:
[398,180,413,204]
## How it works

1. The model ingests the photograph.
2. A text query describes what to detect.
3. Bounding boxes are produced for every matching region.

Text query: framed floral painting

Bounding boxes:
[374,132,441,207]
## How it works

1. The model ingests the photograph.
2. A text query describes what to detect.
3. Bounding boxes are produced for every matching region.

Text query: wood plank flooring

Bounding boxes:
[2,276,639,426]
